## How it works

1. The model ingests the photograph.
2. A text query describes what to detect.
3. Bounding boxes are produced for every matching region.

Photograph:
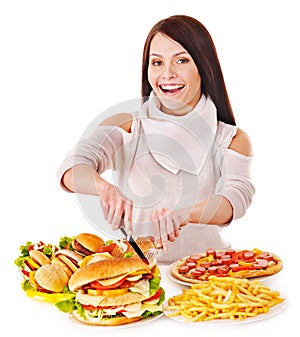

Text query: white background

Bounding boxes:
[1,0,299,336]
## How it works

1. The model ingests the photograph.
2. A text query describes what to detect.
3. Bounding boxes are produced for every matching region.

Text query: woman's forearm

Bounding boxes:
[62,164,107,196]
[188,195,233,225]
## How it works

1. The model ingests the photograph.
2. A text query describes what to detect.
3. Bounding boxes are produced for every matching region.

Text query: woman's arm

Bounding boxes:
[189,128,253,225]
[153,128,254,250]
[59,113,133,231]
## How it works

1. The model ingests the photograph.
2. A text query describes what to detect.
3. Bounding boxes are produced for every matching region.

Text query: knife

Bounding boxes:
[119,221,149,265]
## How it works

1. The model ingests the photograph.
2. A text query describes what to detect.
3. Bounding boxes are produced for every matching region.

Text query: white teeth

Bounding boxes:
[160,84,184,90]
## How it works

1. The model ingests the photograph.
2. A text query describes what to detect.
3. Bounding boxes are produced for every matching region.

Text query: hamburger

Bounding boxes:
[72,233,105,255]
[56,257,165,325]
[33,264,69,293]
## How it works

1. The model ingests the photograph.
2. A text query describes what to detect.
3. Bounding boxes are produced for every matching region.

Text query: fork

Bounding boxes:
[145,247,162,264]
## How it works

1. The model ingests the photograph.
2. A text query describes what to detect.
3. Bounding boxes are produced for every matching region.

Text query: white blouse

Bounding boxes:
[58,95,255,263]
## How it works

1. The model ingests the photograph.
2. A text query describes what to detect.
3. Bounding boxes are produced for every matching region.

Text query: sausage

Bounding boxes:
[221,257,233,266]
[225,249,236,256]
[207,266,218,274]
[178,265,189,274]
[229,263,240,272]
[217,265,229,275]
[243,251,255,261]
[206,248,216,258]
[258,252,274,261]
[253,259,268,269]
[187,254,203,262]
[186,262,197,268]
[191,268,205,277]
[200,261,211,269]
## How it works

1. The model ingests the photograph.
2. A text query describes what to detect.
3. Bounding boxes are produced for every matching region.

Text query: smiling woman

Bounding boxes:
[147,33,201,115]
[57,15,255,263]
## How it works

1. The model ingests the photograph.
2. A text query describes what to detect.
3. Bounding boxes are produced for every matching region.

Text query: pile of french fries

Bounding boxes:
[165,276,284,322]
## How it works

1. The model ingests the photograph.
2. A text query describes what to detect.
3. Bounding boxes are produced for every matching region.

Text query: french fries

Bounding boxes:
[165,276,284,322]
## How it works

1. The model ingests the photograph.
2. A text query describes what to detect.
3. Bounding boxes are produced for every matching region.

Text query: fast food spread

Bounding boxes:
[14,233,164,326]
[170,247,283,284]
[15,236,285,326]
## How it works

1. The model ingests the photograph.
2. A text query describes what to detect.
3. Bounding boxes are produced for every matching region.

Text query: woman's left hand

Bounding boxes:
[151,208,190,252]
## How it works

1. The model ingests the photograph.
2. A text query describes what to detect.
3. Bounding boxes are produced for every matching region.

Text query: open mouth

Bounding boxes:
[159,84,185,95]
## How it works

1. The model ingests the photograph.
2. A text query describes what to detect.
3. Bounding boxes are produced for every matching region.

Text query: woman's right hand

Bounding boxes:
[98,180,133,234]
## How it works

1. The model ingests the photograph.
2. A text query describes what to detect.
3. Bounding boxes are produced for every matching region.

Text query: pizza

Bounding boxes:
[171,247,283,284]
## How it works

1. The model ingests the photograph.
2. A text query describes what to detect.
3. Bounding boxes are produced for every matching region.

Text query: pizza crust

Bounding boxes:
[170,251,283,284]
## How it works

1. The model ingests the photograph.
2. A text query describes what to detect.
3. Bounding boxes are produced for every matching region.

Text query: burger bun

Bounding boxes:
[34,264,69,292]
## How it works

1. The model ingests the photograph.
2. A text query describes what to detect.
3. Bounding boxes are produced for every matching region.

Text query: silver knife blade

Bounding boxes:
[119,225,149,265]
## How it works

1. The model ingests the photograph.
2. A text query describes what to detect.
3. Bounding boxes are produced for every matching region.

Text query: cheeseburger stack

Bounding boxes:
[57,257,165,325]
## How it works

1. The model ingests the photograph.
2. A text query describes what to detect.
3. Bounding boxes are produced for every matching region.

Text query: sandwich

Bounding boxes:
[52,249,84,277]
[14,240,75,302]
[14,240,57,278]
[56,257,165,325]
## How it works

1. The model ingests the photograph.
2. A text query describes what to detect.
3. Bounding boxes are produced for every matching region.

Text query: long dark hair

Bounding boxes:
[141,15,236,125]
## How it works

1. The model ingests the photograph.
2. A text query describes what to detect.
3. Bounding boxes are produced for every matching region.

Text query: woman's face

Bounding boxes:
[148,32,201,116]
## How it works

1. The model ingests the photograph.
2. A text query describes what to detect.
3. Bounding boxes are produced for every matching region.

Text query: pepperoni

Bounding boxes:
[217,265,229,275]
[208,266,218,274]
[225,249,236,256]
[200,262,211,269]
[253,259,268,269]
[195,266,206,273]
[186,262,197,269]
[211,259,223,266]
[216,251,226,259]
[191,269,204,278]
[257,253,274,261]
[187,254,203,262]
[178,265,189,274]
[206,248,216,258]
[243,251,255,260]
[222,257,233,266]
[229,263,240,272]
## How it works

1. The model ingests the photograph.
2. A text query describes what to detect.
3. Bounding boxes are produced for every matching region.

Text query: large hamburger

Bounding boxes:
[56,257,165,325]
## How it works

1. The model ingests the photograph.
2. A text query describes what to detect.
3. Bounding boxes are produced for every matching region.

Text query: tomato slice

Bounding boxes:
[146,288,162,301]
[98,243,117,253]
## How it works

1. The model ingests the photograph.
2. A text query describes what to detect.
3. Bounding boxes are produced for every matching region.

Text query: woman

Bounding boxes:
[57,15,255,262]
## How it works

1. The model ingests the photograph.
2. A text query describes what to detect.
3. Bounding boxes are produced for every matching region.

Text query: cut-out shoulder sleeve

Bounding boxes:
[215,122,255,220]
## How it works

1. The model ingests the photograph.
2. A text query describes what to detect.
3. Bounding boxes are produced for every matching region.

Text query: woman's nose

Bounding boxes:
[162,63,176,79]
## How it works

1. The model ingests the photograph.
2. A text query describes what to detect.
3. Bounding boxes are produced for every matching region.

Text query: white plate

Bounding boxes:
[69,312,163,329]
[164,301,287,326]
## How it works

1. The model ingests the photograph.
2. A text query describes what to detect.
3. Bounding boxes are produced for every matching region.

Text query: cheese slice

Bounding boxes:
[97,274,127,286]
[122,302,162,318]
[76,291,105,306]
[129,279,150,298]
[97,269,150,286]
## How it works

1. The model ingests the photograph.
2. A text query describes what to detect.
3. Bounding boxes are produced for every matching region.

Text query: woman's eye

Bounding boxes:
[151,60,162,66]
[177,58,188,64]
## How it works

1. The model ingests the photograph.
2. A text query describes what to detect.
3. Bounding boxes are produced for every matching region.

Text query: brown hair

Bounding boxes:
[141,15,236,125]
